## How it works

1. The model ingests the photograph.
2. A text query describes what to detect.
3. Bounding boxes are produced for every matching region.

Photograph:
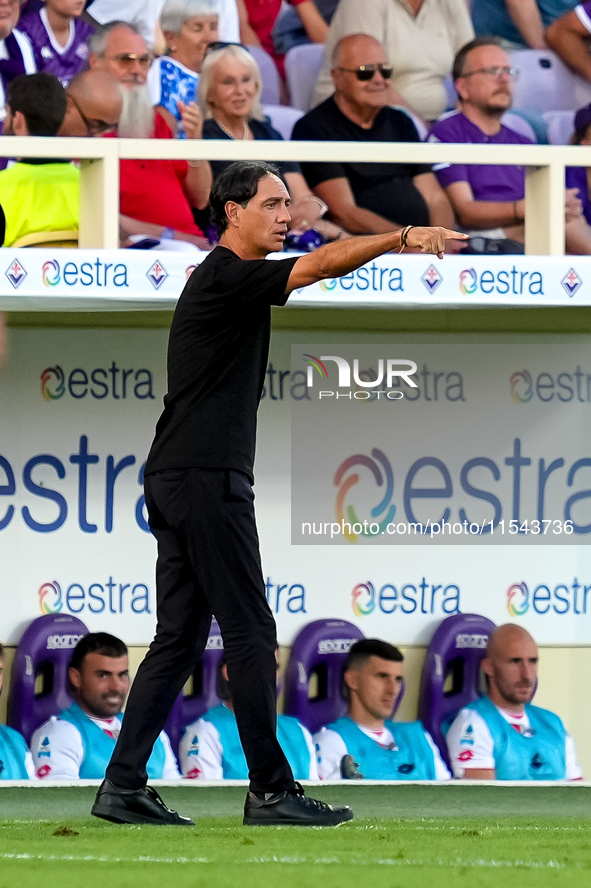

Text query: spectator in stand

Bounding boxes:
[312,0,474,122]
[147,0,219,139]
[292,35,454,235]
[547,2,591,82]
[428,37,591,253]
[89,21,211,247]
[18,0,94,87]
[473,0,578,51]
[0,72,79,246]
[31,633,181,779]
[58,67,121,134]
[238,0,331,69]
[272,0,338,57]
[199,42,344,242]
[314,639,451,780]
[85,0,239,50]
[0,0,36,128]
[0,642,35,779]
[565,103,591,224]
[180,654,318,779]
[447,625,582,780]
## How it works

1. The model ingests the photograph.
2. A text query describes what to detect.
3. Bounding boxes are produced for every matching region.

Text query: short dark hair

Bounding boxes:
[70,632,127,672]
[209,161,281,236]
[343,638,404,673]
[452,36,504,83]
[7,73,67,136]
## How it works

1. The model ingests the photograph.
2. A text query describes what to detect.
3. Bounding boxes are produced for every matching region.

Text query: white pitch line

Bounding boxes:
[0,852,570,868]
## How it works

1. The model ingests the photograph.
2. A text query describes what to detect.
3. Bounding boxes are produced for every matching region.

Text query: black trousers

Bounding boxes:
[105,467,295,794]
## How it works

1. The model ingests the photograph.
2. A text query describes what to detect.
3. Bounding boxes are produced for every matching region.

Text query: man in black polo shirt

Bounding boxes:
[92,161,464,828]
[292,34,454,236]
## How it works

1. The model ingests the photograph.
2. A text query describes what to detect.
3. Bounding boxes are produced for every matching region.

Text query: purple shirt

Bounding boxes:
[18,9,93,86]
[428,111,532,201]
[566,166,591,224]
[575,3,591,33]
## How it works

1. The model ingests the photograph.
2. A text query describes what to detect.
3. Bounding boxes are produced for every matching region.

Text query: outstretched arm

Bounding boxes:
[547,10,591,82]
[286,226,467,292]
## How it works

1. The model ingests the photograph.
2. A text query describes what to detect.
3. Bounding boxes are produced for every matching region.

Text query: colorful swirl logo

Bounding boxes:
[42,260,60,287]
[510,370,533,404]
[507,582,529,617]
[40,366,65,401]
[334,448,396,543]
[38,581,63,614]
[459,268,477,295]
[351,582,376,616]
[320,279,337,291]
[302,354,328,379]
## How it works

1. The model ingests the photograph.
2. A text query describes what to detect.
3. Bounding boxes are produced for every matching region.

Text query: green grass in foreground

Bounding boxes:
[1,786,591,888]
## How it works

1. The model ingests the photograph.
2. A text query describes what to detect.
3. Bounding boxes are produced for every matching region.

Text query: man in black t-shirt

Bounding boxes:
[92,161,465,829]
[292,34,454,235]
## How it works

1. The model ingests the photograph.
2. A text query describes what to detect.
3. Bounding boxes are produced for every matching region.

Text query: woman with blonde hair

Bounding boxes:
[199,42,345,242]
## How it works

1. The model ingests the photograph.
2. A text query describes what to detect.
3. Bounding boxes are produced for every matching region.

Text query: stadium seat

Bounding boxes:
[7,613,89,744]
[543,110,575,145]
[262,103,303,139]
[11,230,78,248]
[285,43,324,110]
[501,112,537,142]
[283,619,365,734]
[248,44,281,106]
[418,613,495,768]
[164,619,224,756]
[510,49,591,113]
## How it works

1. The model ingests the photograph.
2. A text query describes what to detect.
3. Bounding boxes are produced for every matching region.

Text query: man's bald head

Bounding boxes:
[332,34,386,70]
[59,71,122,136]
[486,623,537,659]
[482,623,538,711]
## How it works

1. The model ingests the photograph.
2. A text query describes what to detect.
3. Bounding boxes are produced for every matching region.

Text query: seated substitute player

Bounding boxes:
[0,642,35,779]
[315,639,451,780]
[31,633,180,780]
[446,624,582,780]
[180,654,319,779]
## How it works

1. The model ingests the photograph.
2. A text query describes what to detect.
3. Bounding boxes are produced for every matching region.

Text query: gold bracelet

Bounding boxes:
[398,225,413,253]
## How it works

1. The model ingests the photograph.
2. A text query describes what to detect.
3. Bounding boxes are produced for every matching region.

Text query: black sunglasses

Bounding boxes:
[337,63,393,81]
[204,41,251,57]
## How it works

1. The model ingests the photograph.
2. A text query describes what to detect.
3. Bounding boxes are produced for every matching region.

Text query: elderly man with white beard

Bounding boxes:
[89,20,211,248]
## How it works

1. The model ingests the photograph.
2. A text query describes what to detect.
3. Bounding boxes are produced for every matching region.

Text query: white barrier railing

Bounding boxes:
[2,136,591,254]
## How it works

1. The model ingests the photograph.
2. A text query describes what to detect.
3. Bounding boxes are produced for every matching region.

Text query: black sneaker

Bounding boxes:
[243,782,353,826]
[91,779,194,826]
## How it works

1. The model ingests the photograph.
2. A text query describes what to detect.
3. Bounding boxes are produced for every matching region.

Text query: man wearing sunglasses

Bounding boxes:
[428,37,591,254]
[293,34,454,237]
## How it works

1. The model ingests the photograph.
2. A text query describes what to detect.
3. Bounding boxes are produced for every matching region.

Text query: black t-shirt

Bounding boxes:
[145,246,299,481]
[203,117,301,181]
[291,97,432,227]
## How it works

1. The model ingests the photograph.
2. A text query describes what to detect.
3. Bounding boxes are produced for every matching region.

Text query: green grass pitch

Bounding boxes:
[2,785,591,888]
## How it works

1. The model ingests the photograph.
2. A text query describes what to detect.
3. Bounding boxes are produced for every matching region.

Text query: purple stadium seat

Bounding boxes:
[164,619,224,756]
[418,613,496,767]
[7,613,89,744]
[283,619,365,734]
